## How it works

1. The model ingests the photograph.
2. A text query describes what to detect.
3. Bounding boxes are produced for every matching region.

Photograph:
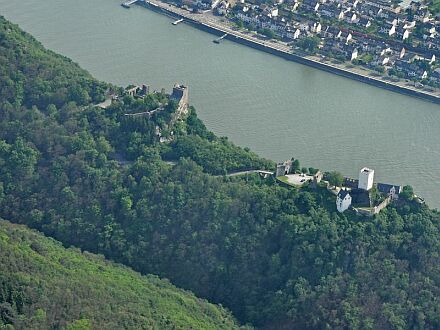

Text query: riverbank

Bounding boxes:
[137,0,440,104]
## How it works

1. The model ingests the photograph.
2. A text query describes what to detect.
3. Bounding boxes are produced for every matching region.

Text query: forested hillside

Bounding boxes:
[0,18,106,108]
[1,15,440,329]
[0,220,240,329]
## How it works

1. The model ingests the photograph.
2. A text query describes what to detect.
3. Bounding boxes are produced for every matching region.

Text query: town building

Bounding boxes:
[228,0,439,88]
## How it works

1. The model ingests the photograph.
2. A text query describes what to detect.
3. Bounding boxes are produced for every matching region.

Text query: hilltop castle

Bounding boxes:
[336,167,402,215]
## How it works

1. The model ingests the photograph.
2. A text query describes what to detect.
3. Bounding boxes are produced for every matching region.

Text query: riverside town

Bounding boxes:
[123,0,440,103]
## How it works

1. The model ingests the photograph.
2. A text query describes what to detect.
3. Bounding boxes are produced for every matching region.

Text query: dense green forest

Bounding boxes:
[0,220,240,329]
[1,16,440,329]
[0,20,106,109]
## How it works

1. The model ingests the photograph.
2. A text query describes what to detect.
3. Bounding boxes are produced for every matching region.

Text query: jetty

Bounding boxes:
[172,18,184,25]
[213,33,227,44]
[121,0,139,8]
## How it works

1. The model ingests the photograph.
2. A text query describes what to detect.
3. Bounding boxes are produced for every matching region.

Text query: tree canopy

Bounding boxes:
[327,170,344,188]
[0,220,240,329]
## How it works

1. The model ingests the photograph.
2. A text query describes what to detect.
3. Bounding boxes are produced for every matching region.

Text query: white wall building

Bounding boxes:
[270,8,279,17]
[336,190,352,213]
[351,48,358,61]
[358,167,375,191]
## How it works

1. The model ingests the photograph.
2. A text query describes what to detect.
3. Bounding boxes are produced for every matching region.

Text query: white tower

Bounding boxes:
[358,167,374,191]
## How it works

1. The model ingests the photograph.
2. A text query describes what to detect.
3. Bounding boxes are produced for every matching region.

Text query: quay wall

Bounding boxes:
[140,2,440,105]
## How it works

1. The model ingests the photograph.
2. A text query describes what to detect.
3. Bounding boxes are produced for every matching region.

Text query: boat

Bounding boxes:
[172,19,184,25]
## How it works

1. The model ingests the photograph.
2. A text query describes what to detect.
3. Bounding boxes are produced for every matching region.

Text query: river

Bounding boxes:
[1,0,439,208]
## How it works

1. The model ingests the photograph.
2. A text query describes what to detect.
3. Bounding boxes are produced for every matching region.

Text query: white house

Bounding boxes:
[350,13,357,23]
[336,190,352,212]
[311,22,322,33]
[399,47,406,59]
[338,10,345,20]
[389,24,396,36]
[268,7,279,17]
[358,167,374,191]
[351,48,358,61]
[316,22,322,33]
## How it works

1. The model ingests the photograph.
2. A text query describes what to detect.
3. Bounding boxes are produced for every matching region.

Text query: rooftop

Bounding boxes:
[361,167,374,173]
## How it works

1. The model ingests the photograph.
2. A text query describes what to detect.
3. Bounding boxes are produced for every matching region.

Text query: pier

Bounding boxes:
[213,34,227,44]
[172,18,184,25]
[121,0,139,8]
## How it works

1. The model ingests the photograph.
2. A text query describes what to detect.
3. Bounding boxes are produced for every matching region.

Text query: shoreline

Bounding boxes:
[137,0,440,105]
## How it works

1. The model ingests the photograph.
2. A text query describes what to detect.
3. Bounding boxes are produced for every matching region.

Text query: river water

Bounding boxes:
[1,0,439,208]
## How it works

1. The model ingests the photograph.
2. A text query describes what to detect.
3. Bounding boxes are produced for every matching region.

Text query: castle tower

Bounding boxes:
[171,84,188,105]
[170,84,189,114]
[358,167,374,191]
